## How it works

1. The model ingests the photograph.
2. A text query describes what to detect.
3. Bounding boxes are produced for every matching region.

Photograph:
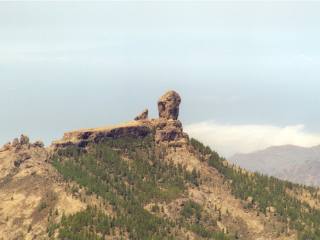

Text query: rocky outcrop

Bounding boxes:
[158,91,181,120]
[53,90,188,148]
[153,91,188,146]
[32,140,45,148]
[20,134,30,145]
[53,121,153,148]
[14,152,31,167]
[0,136,83,240]
[134,109,148,121]
[1,135,44,153]
[154,119,188,146]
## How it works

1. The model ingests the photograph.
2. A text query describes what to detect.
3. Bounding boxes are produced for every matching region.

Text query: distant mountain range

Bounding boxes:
[229,145,320,186]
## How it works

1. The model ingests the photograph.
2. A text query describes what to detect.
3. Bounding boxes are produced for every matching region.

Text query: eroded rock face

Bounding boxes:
[53,90,188,149]
[154,119,188,147]
[134,109,148,121]
[154,91,188,146]
[53,122,153,149]
[158,91,181,120]
[1,135,45,153]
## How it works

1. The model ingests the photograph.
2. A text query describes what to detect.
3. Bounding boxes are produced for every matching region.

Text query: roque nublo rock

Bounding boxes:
[158,90,181,120]
[53,90,188,148]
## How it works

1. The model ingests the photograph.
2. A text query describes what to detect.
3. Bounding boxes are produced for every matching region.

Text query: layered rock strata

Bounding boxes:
[53,91,188,148]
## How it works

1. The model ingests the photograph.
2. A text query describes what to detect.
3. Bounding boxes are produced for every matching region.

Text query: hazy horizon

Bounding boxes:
[2,2,320,156]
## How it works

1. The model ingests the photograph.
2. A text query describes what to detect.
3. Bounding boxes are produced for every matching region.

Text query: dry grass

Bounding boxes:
[0,147,87,240]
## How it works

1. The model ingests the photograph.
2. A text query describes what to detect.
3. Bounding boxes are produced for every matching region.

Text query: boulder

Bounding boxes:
[14,152,31,167]
[158,91,181,120]
[33,140,44,148]
[20,134,30,145]
[134,109,148,121]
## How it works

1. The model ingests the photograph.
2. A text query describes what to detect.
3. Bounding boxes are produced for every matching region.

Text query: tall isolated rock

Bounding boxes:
[158,91,181,120]
[154,90,188,146]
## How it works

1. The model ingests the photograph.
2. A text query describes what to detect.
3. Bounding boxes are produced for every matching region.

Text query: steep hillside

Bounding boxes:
[229,145,320,186]
[0,135,86,240]
[1,90,320,240]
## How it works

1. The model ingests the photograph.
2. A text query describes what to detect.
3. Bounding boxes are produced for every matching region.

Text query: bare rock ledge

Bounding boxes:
[52,90,188,148]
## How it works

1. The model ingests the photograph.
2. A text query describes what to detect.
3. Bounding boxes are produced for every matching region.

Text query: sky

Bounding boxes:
[1,1,320,157]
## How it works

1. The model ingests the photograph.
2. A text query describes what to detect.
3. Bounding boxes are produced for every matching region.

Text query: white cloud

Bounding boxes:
[185,121,320,157]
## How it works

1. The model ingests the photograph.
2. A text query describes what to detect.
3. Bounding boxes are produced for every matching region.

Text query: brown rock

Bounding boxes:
[53,121,153,149]
[153,119,188,146]
[14,152,31,167]
[20,134,30,145]
[33,140,44,148]
[158,91,181,120]
[53,90,188,148]
[134,109,148,121]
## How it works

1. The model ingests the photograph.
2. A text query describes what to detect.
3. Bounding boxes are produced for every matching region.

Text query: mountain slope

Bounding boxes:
[1,91,320,239]
[0,136,86,240]
[276,160,320,186]
[229,145,320,186]
[49,136,296,240]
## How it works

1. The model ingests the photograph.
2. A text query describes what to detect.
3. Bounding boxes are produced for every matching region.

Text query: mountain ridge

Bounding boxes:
[229,144,320,186]
[1,90,320,239]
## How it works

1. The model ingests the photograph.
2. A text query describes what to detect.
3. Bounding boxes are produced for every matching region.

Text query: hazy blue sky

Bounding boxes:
[2,2,320,156]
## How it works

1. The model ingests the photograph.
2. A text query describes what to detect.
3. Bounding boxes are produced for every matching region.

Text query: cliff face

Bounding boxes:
[52,90,189,149]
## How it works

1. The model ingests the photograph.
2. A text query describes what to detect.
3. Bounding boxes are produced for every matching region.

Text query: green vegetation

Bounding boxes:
[48,207,110,240]
[190,138,320,240]
[180,200,229,240]
[189,224,229,240]
[50,136,228,239]
[181,200,202,219]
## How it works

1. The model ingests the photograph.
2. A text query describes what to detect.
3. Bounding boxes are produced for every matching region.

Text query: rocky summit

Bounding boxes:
[2,90,320,240]
[158,90,181,120]
[53,90,189,149]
